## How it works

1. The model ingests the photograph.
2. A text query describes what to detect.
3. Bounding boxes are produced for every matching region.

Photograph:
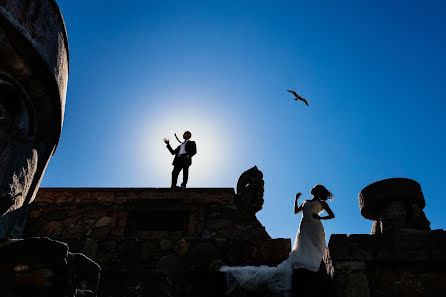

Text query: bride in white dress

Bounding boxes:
[220,185,335,296]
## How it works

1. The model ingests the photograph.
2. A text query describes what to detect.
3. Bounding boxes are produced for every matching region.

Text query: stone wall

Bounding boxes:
[325,231,446,297]
[23,178,445,297]
[324,178,446,297]
[24,188,290,296]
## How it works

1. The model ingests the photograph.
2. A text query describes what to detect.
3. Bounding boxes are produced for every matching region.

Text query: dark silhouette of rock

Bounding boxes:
[234,166,265,214]
[359,178,430,234]
[0,237,100,296]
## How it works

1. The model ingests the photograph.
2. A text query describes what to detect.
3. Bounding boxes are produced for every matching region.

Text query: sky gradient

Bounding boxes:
[44,0,446,242]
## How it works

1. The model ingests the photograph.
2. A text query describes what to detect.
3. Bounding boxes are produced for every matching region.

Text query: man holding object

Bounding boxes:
[164,131,197,189]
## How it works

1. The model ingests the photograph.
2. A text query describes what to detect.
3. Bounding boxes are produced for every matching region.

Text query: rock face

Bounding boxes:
[25,187,291,296]
[325,178,445,297]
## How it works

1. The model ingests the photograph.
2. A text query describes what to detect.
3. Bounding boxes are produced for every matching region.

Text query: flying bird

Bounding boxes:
[287,90,309,106]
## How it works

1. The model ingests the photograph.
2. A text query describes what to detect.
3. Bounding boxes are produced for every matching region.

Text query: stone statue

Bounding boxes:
[0,3,100,296]
[234,166,264,214]
[0,0,68,237]
[358,178,430,234]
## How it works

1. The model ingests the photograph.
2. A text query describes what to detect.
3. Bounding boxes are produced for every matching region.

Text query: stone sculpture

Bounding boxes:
[0,2,100,296]
[234,166,264,214]
[358,178,431,234]
[325,178,443,297]
[0,0,68,237]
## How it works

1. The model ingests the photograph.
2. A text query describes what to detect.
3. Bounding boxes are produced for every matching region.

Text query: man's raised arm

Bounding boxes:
[163,138,176,155]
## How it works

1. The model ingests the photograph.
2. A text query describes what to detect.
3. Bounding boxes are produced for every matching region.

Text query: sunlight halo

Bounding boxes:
[135,100,236,187]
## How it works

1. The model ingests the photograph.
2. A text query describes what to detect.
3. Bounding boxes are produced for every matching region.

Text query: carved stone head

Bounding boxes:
[0,0,68,237]
[235,166,264,215]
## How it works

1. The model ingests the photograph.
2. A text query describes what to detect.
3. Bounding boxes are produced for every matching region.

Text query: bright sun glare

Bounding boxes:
[137,100,234,187]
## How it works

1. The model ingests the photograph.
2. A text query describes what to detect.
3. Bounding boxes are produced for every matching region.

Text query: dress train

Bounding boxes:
[220,200,326,295]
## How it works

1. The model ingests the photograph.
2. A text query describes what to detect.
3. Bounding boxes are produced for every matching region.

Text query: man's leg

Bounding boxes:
[181,165,190,188]
[171,165,182,188]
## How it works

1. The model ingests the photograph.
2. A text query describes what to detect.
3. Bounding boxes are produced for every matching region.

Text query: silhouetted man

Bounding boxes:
[163,131,197,189]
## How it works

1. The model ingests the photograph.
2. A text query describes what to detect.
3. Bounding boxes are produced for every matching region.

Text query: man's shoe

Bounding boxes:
[171,186,180,190]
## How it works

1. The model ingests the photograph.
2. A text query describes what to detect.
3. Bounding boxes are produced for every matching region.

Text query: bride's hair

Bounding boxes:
[312,184,333,201]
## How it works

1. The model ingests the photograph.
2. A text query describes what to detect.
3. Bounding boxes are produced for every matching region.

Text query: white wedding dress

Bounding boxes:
[220,199,326,295]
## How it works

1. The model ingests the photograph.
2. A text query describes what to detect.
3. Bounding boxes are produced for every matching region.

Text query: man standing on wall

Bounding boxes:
[163,131,197,189]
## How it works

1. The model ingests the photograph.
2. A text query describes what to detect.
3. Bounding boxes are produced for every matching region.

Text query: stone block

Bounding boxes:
[157,253,185,277]
[140,241,156,263]
[45,209,67,221]
[188,242,220,269]
[159,239,172,251]
[95,216,114,228]
[82,238,98,259]
[29,209,41,219]
[260,238,291,266]
[99,240,117,251]
[92,227,111,240]
[173,239,189,256]
[61,224,84,239]
[43,221,63,237]
[108,228,125,238]
[209,259,226,272]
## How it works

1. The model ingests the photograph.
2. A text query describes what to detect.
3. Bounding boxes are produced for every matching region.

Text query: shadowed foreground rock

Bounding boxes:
[0,237,100,296]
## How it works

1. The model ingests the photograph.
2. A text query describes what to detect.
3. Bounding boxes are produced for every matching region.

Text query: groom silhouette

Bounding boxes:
[163,131,197,189]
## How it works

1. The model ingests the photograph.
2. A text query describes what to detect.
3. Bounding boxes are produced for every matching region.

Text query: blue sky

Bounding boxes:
[44,0,446,242]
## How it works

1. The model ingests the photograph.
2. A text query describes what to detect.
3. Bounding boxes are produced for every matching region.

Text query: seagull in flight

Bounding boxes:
[287,90,309,106]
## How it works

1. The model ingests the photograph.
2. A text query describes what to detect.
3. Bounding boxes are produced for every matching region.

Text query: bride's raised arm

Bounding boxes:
[294,193,304,214]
